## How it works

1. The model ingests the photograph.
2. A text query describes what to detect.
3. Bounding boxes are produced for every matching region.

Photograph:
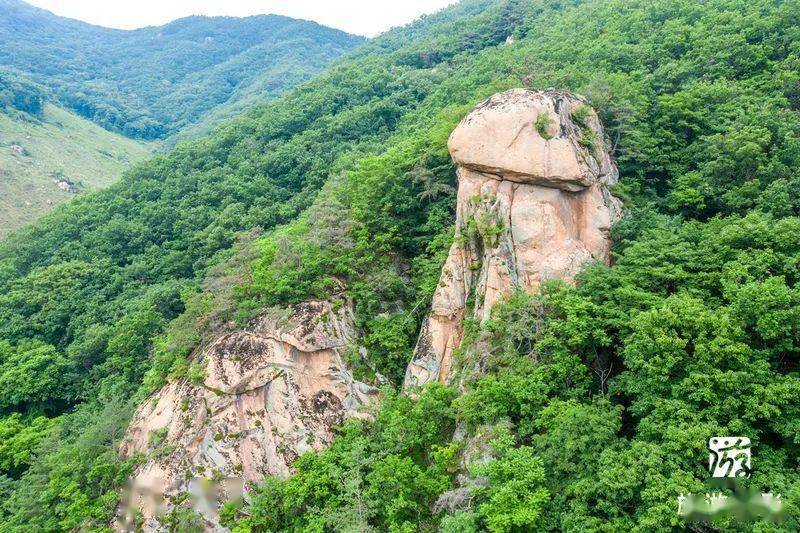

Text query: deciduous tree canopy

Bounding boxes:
[0,0,799,530]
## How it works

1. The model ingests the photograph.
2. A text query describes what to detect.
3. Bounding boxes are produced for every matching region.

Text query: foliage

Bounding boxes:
[0,414,56,478]
[0,69,45,116]
[0,398,136,531]
[1,0,800,530]
[471,429,549,532]
[157,507,205,532]
[535,112,553,140]
[0,0,364,139]
[451,210,800,531]
[0,339,74,413]
[227,384,458,532]
[0,6,522,526]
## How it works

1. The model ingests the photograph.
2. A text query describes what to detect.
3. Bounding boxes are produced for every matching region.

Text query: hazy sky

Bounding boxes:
[24,0,457,36]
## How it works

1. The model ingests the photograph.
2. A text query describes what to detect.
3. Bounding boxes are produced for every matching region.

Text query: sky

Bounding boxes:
[24,0,457,36]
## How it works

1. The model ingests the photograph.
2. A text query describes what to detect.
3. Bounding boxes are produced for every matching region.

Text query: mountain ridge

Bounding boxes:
[0,0,365,139]
[0,0,364,235]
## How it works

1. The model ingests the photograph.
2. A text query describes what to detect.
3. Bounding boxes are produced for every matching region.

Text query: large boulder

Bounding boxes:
[447,88,617,191]
[404,89,622,388]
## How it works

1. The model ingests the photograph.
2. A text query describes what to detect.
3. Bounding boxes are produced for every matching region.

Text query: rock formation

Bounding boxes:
[119,300,376,529]
[404,89,622,388]
[119,88,621,530]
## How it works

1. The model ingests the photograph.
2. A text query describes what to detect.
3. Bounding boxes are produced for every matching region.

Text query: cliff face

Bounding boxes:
[404,89,621,388]
[119,300,376,528]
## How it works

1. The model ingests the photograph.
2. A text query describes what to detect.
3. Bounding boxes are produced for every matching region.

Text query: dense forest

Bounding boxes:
[0,0,364,139]
[0,0,799,530]
[0,69,45,117]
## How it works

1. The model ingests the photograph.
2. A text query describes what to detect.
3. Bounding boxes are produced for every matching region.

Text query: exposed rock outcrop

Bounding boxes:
[404,89,621,388]
[119,300,376,529]
[119,88,621,530]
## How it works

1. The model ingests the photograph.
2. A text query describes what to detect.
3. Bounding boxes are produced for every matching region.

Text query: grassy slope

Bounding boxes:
[0,104,152,237]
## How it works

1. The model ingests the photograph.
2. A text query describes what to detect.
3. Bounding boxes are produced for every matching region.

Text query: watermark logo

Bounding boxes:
[708,437,751,478]
[677,437,784,523]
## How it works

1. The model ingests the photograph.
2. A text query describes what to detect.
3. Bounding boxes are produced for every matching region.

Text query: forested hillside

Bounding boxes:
[0,0,364,139]
[1,0,799,530]
[0,0,362,236]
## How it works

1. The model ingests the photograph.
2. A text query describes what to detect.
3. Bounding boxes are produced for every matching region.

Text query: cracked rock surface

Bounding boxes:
[119,300,376,529]
[404,89,622,388]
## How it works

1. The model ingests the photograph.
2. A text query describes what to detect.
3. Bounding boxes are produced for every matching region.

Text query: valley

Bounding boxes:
[0,0,362,236]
